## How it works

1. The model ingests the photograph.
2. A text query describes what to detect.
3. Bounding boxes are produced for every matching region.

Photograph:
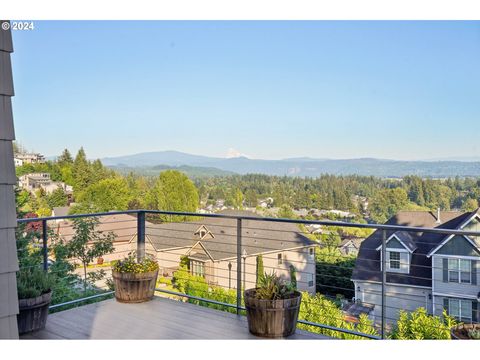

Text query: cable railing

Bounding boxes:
[16,209,480,339]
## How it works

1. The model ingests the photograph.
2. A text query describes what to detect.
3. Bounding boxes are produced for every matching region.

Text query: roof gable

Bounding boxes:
[185,241,214,261]
[427,212,480,257]
[194,225,215,240]
[375,232,416,253]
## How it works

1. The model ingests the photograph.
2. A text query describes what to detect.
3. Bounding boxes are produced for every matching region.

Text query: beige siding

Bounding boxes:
[213,247,316,294]
[156,247,191,276]
[0,23,18,339]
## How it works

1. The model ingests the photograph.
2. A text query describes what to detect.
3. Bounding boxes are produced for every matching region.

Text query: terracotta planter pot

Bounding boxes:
[244,288,302,338]
[112,269,158,303]
[97,257,104,265]
[451,323,480,340]
[17,290,52,335]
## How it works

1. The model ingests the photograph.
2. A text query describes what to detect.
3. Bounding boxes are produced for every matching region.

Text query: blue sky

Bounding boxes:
[10,21,480,160]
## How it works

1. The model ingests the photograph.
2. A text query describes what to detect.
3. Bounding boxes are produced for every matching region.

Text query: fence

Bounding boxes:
[17,209,480,339]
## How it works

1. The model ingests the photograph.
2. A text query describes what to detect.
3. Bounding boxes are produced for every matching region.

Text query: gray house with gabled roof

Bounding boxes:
[352,209,480,324]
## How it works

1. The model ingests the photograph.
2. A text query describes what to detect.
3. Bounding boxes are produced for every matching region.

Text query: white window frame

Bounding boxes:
[308,247,314,260]
[447,258,471,284]
[191,260,205,278]
[389,251,401,269]
[382,248,410,273]
[447,298,472,323]
[307,273,314,287]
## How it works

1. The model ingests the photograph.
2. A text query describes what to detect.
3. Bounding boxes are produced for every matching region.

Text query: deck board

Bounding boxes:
[21,296,329,340]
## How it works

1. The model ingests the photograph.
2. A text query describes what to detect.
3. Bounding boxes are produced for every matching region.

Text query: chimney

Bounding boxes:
[436,208,441,224]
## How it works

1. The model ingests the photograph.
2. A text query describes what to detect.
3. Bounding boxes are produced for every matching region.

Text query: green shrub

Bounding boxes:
[157,276,172,285]
[17,267,54,299]
[389,308,457,340]
[298,292,378,339]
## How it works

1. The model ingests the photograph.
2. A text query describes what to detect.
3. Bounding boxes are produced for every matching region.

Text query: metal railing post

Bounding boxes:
[137,211,146,262]
[236,218,242,315]
[42,219,48,271]
[381,229,387,339]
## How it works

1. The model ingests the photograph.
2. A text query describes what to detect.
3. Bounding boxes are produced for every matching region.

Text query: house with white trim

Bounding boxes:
[56,210,317,294]
[352,209,480,324]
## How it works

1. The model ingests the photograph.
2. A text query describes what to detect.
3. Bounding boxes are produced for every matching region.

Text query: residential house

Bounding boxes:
[14,152,45,165]
[18,172,73,196]
[352,209,480,324]
[148,210,317,293]
[258,197,274,209]
[56,210,317,293]
[339,238,364,256]
[19,172,51,190]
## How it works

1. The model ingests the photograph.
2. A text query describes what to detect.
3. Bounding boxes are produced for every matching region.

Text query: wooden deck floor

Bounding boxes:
[21,296,329,340]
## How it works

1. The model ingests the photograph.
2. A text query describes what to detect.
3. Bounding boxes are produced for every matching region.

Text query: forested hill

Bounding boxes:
[101,151,480,178]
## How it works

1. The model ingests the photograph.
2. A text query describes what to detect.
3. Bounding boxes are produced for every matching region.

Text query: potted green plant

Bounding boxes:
[111,253,159,303]
[244,266,302,338]
[16,267,54,334]
[451,323,480,340]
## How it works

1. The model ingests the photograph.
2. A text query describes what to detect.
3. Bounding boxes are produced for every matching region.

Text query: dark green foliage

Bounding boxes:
[145,170,199,221]
[57,148,73,165]
[47,188,68,208]
[315,247,356,298]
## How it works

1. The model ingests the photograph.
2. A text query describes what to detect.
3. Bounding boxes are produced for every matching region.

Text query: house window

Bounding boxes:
[278,253,283,265]
[309,248,314,260]
[389,252,401,269]
[191,260,205,278]
[448,259,471,284]
[307,273,314,287]
[447,298,472,322]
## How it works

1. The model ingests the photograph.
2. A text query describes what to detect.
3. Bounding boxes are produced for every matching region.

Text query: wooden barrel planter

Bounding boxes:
[451,324,480,340]
[17,290,52,335]
[244,289,302,338]
[112,269,158,303]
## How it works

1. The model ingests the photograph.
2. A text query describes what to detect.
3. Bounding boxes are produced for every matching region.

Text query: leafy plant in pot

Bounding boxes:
[244,266,302,338]
[17,267,54,334]
[15,212,55,335]
[111,253,159,303]
[451,323,480,340]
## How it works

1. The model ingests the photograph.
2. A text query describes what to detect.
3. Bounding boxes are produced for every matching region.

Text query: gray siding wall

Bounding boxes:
[433,295,479,321]
[432,255,480,297]
[355,281,432,324]
[0,22,19,339]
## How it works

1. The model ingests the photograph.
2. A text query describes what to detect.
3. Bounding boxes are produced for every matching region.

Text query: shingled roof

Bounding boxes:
[352,210,477,287]
[146,210,315,261]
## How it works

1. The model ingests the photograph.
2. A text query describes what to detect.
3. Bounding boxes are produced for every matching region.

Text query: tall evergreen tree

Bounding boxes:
[72,147,92,193]
[57,148,73,165]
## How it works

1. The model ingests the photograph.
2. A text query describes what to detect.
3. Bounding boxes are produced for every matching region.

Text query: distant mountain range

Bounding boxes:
[110,164,235,177]
[100,151,480,178]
